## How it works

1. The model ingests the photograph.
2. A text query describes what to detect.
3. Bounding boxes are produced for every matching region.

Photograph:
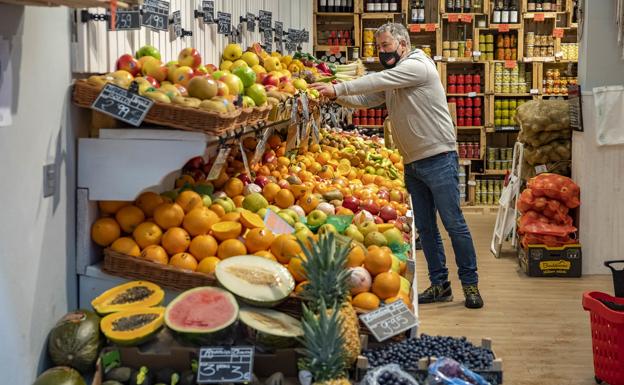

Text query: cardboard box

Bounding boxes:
[519,244,582,278]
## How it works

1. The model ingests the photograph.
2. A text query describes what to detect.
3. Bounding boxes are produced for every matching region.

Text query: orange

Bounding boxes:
[220,212,241,223]
[346,244,366,268]
[385,292,413,309]
[169,252,198,271]
[294,281,309,294]
[183,207,220,236]
[240,210,265,230]
[211,221,242,241]
[175,190,203,213]
[135,192,164,217]
[352,292,380,311]
[224,178,244,198]
[132,221,163,249]
[298,192,319,214]
[275,189,295,209]
[233,195,245,208]
[262,182,281,203]
[245,228,275,253]
[98,200,131,215]
[217,239,247,259]
[267,134,282,149]
[140,245,169,265]
[209,203,226,217]
[372,271,401,300]
[364,247,392,276]
[270,234,302,264]
[316,152,331,165]
[213,171,229,189]
[290,184,309,199]
[254,250,277,261]
[91,218,121,246]
[175,174,195,189]
[197,256,220,275]
[189,234,219,261]
[115,205,146,233]
[277,156,290,167]
[361,174,376,185]
[161,227,191,255]
[110,237,141,257]
[336,207,354,216]
[288,255,307,282]
[153,203,185,229]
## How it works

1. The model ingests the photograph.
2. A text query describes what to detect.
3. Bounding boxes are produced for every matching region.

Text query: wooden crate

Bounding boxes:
[474,25,524,61]
[313,13,361,50]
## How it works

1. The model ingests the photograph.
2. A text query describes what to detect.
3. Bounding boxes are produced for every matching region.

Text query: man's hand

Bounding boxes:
[310,83,337,99]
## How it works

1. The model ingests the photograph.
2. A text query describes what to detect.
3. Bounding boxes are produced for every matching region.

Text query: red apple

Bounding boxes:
[191,169,206,181]
[143,75,160,88]
[116,54,141,76]
[279,75,289,84]
[171,66,195,87]
[215,80,230,96]
[342,196,360,212]
[173,84,188,96]
[389,189,404,202]
[373,216,384,224]
[178,48,202,69]
[142,60,168,82]
[377,189,390,200]
[263,151,276,164]
[257,72,269,84]
[255,175,269,188]
[262,74,280,87]
[238,173,252,185]
[277,179,290,189]
[264,85,279,93]
[379,206,398,222]
[184,156,205,171]
[360,199,380,215]
[205,63,218,73]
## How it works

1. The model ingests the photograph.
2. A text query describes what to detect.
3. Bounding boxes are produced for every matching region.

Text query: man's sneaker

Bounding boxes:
[463,285,484,309]
[418,282,453,304]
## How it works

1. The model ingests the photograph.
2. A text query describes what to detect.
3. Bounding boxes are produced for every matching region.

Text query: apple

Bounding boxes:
[357,221,378,236]
[205,63,218,73]
[379,206,398,222]
[251,64,266,76]
[220,60,234,71]
[144,90,171,103]
[277,180,290,189]
[238,173,252,185]
[262,74,280,87]
[223,43,243,61]
[173,84,188,96]
[142,60,168,82]
[280,209,300,224]
[178,48,202,69]
[220,74,244,96]
[158,83,182,99]
[116,54,141,76]
[136,45,161,60]
[254,176,269,188]
[360,199,380,215]
[232,66,257,88]
[231,59,249,71]
[143,75,160,88]
[389,190,404,202]
[288,205,305,218]
[279,82,296,95]
[202,195,212,207]
[212,70,227,80]
[211,96,236,112]
[184,156,204,171]
[243,183,262,196]
[171,66,195,87]
[268,205,280,213]
[373,216,384,224]
[165,61,179,82]
[264,85,279,93]
[307,209,328,227]
[215,80,230,97]
[263,57,281,72]
[257,72,269,84]
[293,78,308,90]
[318,223,337,235]
[316,202,335,216]
[187,77,218,100]
[245,84,267,106]
[241,51,260,67]
[294,225,315,246]
[378,189,390,201]
[342,196,360,212]
[242,96,256,108]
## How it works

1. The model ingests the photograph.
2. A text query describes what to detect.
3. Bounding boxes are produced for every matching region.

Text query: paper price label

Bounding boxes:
[530,88,540,95]
[461,14,472,23]
[468,92,477,97]
[275,21,283,37]
[171,10,182,38]
[447,57,456,62]
[409,24,421,33]
[504,60,517,69]
[366,57,375,63]
[554,51,564,58]
[252,127,273,165]
[425,23,437,32]
[239,141,251,176]
[498,24,510,32]
[206,147,231,180]
[472,51,482,57]
[433,55,442,61]
[534,13,545,22]
[553,28,564,38]
[535,164,548,174]
[448,14,459,23]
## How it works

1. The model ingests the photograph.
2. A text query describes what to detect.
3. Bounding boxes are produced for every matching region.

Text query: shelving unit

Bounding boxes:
[311,0,577,206]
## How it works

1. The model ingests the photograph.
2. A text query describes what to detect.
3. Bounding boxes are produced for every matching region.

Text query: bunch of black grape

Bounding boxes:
[375,370,413,385]
[363,334,495,371]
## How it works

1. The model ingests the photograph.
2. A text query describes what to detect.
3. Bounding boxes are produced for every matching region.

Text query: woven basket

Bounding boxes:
[234,108,253,128]
[102,248,217,291]
[248,104,272,124]
[73,80,240,134]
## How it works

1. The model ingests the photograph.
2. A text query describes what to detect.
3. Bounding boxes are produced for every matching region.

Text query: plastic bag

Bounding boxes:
[515,100,570,132]
[363,364,420,385]
[425,358,490,385]
[527,173,580,208]
[520,233,577,248]
[521,160,571,181]
[327,215,353,233]
[517,190,571,224]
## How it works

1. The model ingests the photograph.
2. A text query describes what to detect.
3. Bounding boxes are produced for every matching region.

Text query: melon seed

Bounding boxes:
[112,314,159,331]
[226,266,279,286]
[249,312,291,330]
[111,286,155,305]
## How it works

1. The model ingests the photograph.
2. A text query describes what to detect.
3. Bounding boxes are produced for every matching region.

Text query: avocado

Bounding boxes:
[105,367,134,384]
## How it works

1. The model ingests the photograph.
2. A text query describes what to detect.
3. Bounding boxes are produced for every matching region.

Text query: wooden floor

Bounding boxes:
[415,214,614,385]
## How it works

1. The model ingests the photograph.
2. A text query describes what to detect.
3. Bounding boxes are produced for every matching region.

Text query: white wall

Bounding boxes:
[573,0,624,275]
[0,5,77,384]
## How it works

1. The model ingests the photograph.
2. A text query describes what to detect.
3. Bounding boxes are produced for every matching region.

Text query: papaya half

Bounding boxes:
[91,281,164,315]
[100,307,165,346]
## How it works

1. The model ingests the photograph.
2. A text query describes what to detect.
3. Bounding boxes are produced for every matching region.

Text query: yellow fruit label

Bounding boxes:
[539,260,571,271]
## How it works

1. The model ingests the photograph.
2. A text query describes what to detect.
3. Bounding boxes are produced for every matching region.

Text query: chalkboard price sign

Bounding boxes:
[302,30,309,43]
[201,0,214,23]
[107,9,141,30]
[171,10,182,38]
[91,84,154,127]
[217,12,232,35]
[197,347,254,384]
[359,300,418,342]
[141,0,170,31]
[259,10,272,32]
[246,12,256,31]
[275,21,283,37]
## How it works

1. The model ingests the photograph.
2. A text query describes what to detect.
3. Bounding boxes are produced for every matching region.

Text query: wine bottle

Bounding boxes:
[536,0,543,12]
[501,0,510,23]
[419,0,426,22]
[492,1,502,23]
[455,0,463,13]
[527,0,536,11]
[382,0,389,12]
[410,0,419,22]
[390,0,399,13]
[447,0,455,13]
[543,0,551,11]
[464,0,471,13]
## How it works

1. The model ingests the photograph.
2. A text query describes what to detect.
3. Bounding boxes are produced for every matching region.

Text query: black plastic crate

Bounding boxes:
[519,244,582,278]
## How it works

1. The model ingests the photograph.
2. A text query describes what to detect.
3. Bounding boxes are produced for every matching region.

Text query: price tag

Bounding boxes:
[201,0,214,23]
[239,141,251,176]
[246,12,256,31]
[500,126,517,131]
[467,92,477,97]
[554,51,564,58]
[504,60,517,69]
[91,84,153,127]
[286,123,299,152]
[409,24,421,33]
[259,10,272,32]
[275,21,283,38]
[497,23,510,32]
[447,56,456,62]
[433,55,443,61]
[197,347,254,384]
[217,12,231,35]
[252,127,273,164]
[302,30,310,43]
[425,23,437,32]
[264,209,295,235]
[468,180,477,186]
[448,14,459,23]
[553,28,564,38]
[530,88,540,95]
[535,164,548,174]
[534,13,545,22]
[311,119,320,145]
[366,57,375,63]
[108,9,141,30]
[472,51,482,57]
[461,14,473,23]
[359,300,418,342]
[171,10,182,38]
[206,147,231,181]
[141,0,169,31]
[263,28,273,49]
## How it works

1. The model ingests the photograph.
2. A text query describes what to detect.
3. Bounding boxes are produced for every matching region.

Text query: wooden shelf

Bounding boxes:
[315,45,356,51]
[315,12,358,16]
[478,24,523,30]
[485,169,510,175]
[361,12,401,19]
[362,57,380,64]
[494,93,533,97]
[447,93,485,97]
[457,126,485,130]
[522,12,559,19]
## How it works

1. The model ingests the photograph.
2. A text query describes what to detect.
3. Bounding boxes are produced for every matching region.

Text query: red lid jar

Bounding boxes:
[457,74,465,84]
[465,97,473,107]
[473,97,482,107]
[448,74,457,84]
[473,74,481,85]
[465,117,473,126]
[464,74,473,84]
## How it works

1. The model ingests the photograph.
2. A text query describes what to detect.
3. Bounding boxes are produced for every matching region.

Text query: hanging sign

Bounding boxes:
[259,10,272,32]
[171,10,182,38]
[246,12,256,31]
[201,1,214,23]
[91,84,153,127]
[108,9,140,30]
[217,12,232,35]
[141,0,169,31]
[206,147,231,180]
[197,347,254,384]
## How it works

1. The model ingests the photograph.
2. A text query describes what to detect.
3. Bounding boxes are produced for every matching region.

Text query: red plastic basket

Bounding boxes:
[582,291,624,385]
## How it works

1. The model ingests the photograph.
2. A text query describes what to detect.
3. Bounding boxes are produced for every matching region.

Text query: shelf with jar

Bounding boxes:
[539,61,577,97]
[352,107,389,127]
[474,28,523,61]
[474,176,506,206]
[490,60,537,95]
[521,0,567,13]
[440,13,479,61]
[362,0,403,14]
[442,0,489,14]
[440,61,490,93]
[313,14,360,48]
[489,96,528,131]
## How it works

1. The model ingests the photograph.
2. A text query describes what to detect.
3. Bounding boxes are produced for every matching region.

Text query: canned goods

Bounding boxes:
[443,41,451,49]
[488,160,495,170]
[363,29,376,44]
[487,192,494,205]
[450,41,459,50]
[443,49,451,58]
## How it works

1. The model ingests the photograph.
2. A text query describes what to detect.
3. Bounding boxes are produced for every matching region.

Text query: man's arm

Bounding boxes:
[335,92,386,109]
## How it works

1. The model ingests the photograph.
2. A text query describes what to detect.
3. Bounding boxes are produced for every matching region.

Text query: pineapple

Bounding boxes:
[298,232,361,366]
[300,300,351,385]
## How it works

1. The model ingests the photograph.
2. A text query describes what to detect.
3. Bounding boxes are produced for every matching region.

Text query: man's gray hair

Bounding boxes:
[375,23,411,48]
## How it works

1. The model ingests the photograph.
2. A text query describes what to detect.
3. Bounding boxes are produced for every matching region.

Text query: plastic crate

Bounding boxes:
[605,260,624,298]
[582,291,624,385]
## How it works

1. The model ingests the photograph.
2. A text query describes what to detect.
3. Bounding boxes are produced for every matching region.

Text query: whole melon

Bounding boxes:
[33,367,86,385]
[47,310,101,372]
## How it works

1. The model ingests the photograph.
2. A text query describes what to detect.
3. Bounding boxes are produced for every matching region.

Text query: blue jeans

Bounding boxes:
[404,151,479,286]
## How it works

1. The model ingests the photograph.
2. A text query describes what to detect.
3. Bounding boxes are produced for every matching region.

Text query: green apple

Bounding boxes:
[307,209,328,227]
[242,193,269,213]
[257,207,268,219]
[344,224,364,243]
[136,45,161,60]
[318,223,337,235]
[268,205,281,213]
[357,221,378,236]
[232,66,257,88]
[215,198,234,213]
[279,209,300,224]
[278,212,296,227]
[202,195,212,207]
[294,222,308,232]
[242,95,256,108]
[383,228,404,246]
[245,83,267,106]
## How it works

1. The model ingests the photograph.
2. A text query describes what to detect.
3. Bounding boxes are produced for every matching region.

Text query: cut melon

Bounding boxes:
[239,307,303,349]
[100,307,165,346]
[91,281,164,315]
[164,286,239,345]
[215,255,295,307]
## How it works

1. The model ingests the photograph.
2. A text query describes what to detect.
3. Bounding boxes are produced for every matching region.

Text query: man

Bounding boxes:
[311,23,483,309]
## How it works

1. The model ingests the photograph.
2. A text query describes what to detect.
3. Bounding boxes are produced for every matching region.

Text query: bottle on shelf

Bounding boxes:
[327,0,335,12]
[389,0,399,13]
[319,0,327,12]
[447,0,455,13]
[510,1,519,23]
[492,1,502,23]
[375,0,382,12]
[418,0,426,22]
[543,0,552,11]
[527,0,536,11]
[464,0,471,12]
[455,0,463,13]
[572,0,578,22]
[472,0,482,13]
[501,0,510,23]
[382,0,389,12]
[536,0,543,12]
[410,0,419,23]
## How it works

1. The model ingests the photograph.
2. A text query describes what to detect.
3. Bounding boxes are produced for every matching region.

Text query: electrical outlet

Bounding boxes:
[43,164,56,197]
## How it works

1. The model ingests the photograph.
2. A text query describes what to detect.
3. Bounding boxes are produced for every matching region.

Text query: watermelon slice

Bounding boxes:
[164,287,239,345]
[215,255,295,307]
[239,307,303,349]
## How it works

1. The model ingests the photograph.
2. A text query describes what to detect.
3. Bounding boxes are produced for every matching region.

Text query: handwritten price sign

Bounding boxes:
[359,300,418,342]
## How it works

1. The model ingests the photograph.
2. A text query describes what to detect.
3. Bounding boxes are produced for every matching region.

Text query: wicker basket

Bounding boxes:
[102,248,217,291]
[73,80,240,135]
[234,108,253,128]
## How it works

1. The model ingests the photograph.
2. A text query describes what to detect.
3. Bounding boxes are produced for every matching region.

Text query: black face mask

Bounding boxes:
[379,49,402,69]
